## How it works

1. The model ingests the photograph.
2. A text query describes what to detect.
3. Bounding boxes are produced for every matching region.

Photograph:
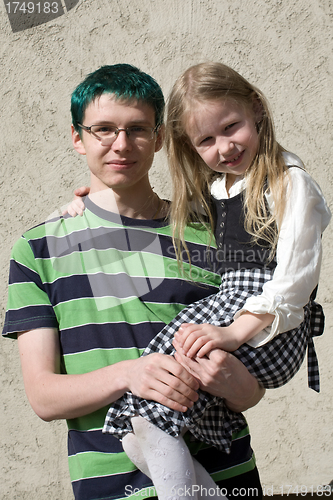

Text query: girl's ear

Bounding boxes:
[72,124,86,156]
[154,124,165,153]
[252,94,264,123]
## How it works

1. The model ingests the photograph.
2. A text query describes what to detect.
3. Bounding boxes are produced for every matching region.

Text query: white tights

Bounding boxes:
[122,416,226,500]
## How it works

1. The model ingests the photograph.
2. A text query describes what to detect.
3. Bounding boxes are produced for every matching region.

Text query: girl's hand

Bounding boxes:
[174,323,241,358]
[174,312,274,358]
[62,186,90,217]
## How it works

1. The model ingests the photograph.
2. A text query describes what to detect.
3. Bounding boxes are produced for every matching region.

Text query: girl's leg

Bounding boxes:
[122,432,150,477]
[122,417,226,499]
[130,416,198,500]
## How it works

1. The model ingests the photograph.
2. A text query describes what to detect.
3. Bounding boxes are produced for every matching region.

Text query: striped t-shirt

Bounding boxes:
[2,197,256,500]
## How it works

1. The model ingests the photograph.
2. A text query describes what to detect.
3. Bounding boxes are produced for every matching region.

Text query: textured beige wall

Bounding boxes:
[0,0,332,498]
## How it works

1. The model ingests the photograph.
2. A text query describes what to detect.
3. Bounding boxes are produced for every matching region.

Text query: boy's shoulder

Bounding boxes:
[12,212,91,260]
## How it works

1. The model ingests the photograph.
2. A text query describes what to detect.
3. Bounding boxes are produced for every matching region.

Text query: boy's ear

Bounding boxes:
[72,124,86,155]
[154,124,165,153]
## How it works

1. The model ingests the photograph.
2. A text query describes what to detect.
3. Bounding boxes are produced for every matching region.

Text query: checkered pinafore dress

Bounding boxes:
[103,194,324,453]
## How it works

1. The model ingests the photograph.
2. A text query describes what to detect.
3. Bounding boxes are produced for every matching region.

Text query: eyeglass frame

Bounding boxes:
[77,122,160,145]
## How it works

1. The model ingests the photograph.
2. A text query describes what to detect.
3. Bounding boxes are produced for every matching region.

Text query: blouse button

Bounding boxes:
[220,202,225,208]
[221,211,227,218]
[220,221,225,228]
[275,295,284,304]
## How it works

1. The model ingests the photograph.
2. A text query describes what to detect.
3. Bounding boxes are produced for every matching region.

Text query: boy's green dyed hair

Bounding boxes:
[71,64,165,132]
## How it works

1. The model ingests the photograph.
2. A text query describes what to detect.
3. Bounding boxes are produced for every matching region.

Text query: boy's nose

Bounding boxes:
[112,130,132,151]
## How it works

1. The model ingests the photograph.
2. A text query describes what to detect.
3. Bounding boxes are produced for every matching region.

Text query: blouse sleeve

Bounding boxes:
[235,167,331,347]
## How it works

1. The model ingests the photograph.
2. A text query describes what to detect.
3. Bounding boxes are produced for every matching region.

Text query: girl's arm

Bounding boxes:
[62,186,90,217]
[174,312,274,358]
[239,167,331,347]
[176,167,331,356]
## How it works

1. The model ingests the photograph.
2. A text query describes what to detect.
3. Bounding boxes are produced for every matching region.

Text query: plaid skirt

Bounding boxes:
[103,268,324,453]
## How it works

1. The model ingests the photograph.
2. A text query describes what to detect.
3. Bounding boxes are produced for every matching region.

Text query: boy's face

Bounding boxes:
[72,94,163,194]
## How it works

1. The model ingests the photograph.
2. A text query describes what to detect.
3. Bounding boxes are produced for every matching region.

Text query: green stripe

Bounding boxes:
[7,282,52,309]
[64,347,143,375]
[39,250,218,281]
[68,449,135,481]
[32,249,219,284]
[42,249,169,280]
[55,297,173,329]
[67,406,109,431]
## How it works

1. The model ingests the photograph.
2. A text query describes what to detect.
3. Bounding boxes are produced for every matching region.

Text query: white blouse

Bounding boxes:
[210,152,331,348]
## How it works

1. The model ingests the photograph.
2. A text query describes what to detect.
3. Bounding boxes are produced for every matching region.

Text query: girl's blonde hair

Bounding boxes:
[166,62,288,268]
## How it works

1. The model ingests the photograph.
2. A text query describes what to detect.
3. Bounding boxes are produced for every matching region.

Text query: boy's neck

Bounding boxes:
[88,184,163,220]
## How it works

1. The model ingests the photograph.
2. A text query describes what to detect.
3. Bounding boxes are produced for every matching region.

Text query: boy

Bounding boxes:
[2,64,264,499]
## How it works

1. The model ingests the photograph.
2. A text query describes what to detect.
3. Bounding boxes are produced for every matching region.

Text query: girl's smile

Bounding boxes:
[187,99,259,185]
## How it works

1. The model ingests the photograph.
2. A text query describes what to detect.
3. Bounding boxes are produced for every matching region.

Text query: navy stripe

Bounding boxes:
[42,226,162,259]
[61,321,166,354]
[44,273,217,306]
[8,258,44,288]
[72,469,154,500]
[3,306,57,336]
[141,278,217,305]
[33,226,214,267]
[68,429,124,455]
[193,431,252,472]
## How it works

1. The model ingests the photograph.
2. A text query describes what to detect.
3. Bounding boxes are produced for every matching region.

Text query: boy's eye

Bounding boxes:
[93,125,116,135]
[129,126,146,133]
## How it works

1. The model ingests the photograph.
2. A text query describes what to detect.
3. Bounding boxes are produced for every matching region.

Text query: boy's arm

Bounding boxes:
[18,328,200,421]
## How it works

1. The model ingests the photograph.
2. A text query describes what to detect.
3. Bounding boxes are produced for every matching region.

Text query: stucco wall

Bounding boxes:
[0,0,332,498]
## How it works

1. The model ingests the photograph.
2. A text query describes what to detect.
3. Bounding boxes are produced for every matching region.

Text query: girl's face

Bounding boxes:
[186,99,259,183]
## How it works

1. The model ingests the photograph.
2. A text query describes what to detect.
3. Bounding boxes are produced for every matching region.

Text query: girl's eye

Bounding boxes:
[225,122,240,132]
[199,136,213,145]
[225,122,237,131]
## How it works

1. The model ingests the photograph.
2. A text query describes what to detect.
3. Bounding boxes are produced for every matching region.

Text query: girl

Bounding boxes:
[69,63,331,499]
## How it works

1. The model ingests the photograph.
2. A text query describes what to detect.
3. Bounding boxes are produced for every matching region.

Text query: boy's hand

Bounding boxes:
[173,344,265,412]
[174,323,241,358]
[62,186,90,217]
[129,353,199,412]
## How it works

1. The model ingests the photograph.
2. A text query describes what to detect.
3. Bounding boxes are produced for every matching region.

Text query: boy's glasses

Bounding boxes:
[77,123,159,146]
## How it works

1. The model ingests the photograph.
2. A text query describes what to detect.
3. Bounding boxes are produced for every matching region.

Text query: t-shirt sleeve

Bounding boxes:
[2,236,58,339]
